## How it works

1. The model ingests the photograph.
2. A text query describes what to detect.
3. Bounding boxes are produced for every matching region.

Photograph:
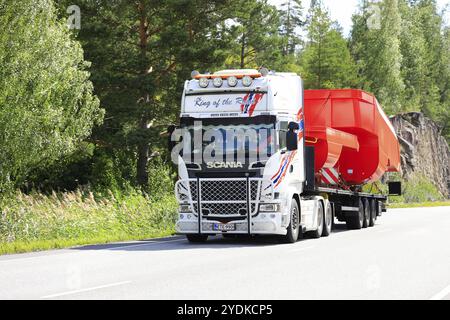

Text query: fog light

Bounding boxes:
[179,205,192,213]
[260,204,280,212]
[179,214,185,220]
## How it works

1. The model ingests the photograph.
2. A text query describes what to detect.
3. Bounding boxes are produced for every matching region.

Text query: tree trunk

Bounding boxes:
[240,33,246,69]
[137,118,149,187]
[136,1,149,187]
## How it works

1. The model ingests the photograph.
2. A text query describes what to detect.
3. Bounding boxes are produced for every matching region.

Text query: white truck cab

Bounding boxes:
[173,69,330,243]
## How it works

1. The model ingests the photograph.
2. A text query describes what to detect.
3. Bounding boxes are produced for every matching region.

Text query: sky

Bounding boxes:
[269,0,450,36]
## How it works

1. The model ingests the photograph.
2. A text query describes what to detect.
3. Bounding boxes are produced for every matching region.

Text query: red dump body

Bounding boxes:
[304,89,401,186]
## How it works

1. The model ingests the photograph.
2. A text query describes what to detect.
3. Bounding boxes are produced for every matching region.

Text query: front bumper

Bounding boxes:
[175,212,287,236]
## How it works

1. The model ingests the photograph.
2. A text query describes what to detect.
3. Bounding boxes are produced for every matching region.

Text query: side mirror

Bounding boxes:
[286,122,299,151]
[388,181,402,196]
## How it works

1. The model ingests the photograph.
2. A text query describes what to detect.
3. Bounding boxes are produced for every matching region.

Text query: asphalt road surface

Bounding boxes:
[1,206,449,300]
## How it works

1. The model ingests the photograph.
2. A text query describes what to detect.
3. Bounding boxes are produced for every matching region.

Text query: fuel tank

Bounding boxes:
[304,89,401,186]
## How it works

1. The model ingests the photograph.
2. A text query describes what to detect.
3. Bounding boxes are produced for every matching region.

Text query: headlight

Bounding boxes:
[242,75,253,87]
[259,204,281,212]
[213,77,223,87]
[199,77,209,88]
[179,204,192,213]
[227,76,238,87]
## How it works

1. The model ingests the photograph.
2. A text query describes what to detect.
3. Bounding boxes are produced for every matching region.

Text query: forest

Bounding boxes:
[0,0,449,253]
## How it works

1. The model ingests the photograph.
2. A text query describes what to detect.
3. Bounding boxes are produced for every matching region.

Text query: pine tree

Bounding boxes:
[300,4,358,89]
[279,0,305,56]
[350,0,405,114]
[55,0,235,188]
[398,0,428,111]
[227,0,283,69]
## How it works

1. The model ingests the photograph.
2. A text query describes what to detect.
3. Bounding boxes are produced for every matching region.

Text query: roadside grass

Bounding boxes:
[0,189,177,255]
[387,201,450,209]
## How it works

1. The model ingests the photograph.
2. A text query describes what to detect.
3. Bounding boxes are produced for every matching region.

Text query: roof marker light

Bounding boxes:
[191,70,200,79]
[259,67,269,77]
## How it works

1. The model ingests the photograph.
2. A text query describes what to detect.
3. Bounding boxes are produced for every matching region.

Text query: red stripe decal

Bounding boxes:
[274,151,297,187]
[271,155,287,180]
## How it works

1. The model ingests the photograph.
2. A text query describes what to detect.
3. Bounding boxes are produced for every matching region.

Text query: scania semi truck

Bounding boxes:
[171,69,401,243]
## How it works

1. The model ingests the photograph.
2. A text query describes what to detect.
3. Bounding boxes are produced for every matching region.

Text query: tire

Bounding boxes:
[309,201,324,239]
[346,199,364,230]
[362,198,370,228]
[282,199,301,243]
[186,234,208,243]
[369,199,377,227]
[322,201,333,237]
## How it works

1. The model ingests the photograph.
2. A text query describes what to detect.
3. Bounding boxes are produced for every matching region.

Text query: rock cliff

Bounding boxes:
[390,112,450,198]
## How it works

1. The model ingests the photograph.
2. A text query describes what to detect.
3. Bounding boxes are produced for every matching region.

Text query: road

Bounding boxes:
[0,206,449,300]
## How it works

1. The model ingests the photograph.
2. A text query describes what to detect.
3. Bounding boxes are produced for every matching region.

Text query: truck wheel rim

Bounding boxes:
[292,207,299,231]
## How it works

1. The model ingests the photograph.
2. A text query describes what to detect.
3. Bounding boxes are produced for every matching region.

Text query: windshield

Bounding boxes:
[179,116,277,164]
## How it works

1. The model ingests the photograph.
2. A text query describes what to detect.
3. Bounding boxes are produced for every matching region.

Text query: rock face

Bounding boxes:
[390,112,450,198]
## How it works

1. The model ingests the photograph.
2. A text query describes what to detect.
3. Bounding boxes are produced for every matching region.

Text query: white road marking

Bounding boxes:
[41,281,131,299]
[430,284,450,300]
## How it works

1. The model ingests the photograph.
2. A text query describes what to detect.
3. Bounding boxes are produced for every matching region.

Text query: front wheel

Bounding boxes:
[186,234,208,243]
[282,199,301,243]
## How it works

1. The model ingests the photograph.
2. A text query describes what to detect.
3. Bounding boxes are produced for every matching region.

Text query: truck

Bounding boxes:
[171,69,401,243]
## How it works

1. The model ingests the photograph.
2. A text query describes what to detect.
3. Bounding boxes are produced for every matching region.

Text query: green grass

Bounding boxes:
[387,201,450,209]
[0,189,178,255]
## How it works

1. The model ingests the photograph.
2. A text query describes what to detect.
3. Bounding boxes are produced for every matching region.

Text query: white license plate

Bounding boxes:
[213,223,236,232]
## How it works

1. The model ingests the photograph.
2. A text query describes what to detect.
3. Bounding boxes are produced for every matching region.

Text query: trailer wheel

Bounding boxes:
[346,199,364,230]
[309,201,324,239]
[322,201,332,237]
[369,199,377,227]
[362,198,370,228]
[186,234,208,243]
[282,199,301,243]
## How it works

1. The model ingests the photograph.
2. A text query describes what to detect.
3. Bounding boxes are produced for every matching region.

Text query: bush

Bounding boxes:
[385,173,444,203]
[0,0,103,190]
[400,174,444,203]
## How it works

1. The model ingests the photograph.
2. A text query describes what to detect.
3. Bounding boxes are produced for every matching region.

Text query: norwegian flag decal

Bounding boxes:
[241,93,264,117]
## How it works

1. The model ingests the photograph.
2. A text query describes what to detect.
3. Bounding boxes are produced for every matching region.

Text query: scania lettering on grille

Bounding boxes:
[206,162,244,169]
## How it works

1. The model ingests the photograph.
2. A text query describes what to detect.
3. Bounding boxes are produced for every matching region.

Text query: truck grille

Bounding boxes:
[182,179,264,217]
